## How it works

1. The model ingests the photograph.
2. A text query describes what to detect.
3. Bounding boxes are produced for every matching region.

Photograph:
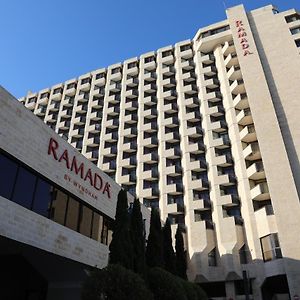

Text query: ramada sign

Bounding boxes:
[235,20,253,56]
[48,138,111,200]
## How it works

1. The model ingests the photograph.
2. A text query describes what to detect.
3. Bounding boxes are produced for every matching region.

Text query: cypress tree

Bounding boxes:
[130,198,146,275]
[163,218,177,275]
[109,189,133,269]
[146,208,164,268]
[175,226,187,279]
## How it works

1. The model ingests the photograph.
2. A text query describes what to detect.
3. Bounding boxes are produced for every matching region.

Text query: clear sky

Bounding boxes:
[0,0,299,98]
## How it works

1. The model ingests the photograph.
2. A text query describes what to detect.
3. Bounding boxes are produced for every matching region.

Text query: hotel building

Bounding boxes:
[19,4,300,299]
[0,87,150,299]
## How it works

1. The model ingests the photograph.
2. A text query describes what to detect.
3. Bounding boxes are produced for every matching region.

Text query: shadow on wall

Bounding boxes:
[188,251,300,299]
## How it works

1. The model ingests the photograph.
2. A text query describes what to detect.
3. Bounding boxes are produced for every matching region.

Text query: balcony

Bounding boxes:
[230,79,245,95]
[106,106,120,116]
[141,169,159,180]
[102,146,117,157]
[200,53,214,64]
[58,120,71,130]
[182,71,196,82]
[181,60,194,70]
[88,123,101,133]
[125,89,139,99]
[233,93,249,110]
[143,186,159,199]
[164,131,180,142]
[243,142,261,161]
[76,93,89,103]
[163,116,179,127]
[91,87,105,97]
[143,95,157,105]
[208,119,227,133]
[143,136,158,147]
[205,91,222,102]
[124,113,138,124]
[110,70,122,81]
[202,65,217,76]
[211,134,230,149]
[167,203,184,215]
[165,165,182,176]
[107,94,121,104]
[247,161,265,180]
[106,118,119,128]
[237,108,253,126]
[109,82,122,92]
[216,173,236,186]
[208,105,224,117]
[190,178,209,191]
[36,106,47,116]
[62,97,74,107]
[119,156,137,168]
[75,104,88,114]
[144,60,156,71]
[124,100,138,111]
[102,160,117,172]
[104,131,118,142]
[188,160,207,172]
[182,84,198,94]
[94,77,106,87]
[186,126,203,137]
[162,77,176,87]
[184,97,199,107]
[184,111,201,122]
[213,153,233,167]
[79,82,91,92]
[72,127,85,138]
[143,72,156,81]
[90,110,102,120]
[86,136,100,147]
[65,86,77,96]
[254,205,277,238]
[227,65,242,81]
[220,194,240,207]
[163,102,178,113]
[123,126,137,137]
[191,198,211,211]
[122,141,137,152]
[163,147,181,159]
[85,150,99,161]
[163,90,177,100]
[121,173,137,184]
[240,124,256,143]
[224,53,238,68]
[144,83,157,93]
[142,122,157,132]
[162,65,175,76]
[222,40,235,56]
[251,182,270,201]
[38,95,49,105]
[126,77,138,87]
[165,183,184,195]
[187,141,205,154]
[144,107,158,119]
[141,152,158,163]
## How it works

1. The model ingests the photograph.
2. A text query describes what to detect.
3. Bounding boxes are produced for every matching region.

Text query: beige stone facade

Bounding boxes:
[19,4,300,299]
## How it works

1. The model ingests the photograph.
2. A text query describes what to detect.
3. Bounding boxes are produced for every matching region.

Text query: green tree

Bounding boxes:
[81,264,153,300]
[130,197,146,275]
[147,267,187,300]
[175,225,187,279]
[163,218,177,275]
[109,189,133,269]
[146,208,164,268]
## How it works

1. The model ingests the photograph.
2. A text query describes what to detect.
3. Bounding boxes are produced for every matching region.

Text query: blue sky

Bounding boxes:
[0,0,299,98]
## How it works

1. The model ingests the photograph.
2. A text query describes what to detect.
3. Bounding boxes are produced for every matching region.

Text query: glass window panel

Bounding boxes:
[12,167,36,209]
[101,218,109,245]
[32,178,53,217]
[65,197,79,231]
[0,153,18,199]
[79,205,93,237]
[91,212,103,241]
[51,189,68,225]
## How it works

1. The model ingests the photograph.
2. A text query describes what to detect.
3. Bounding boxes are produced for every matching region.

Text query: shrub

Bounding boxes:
[147,267,187,300]
[81,264,153,300]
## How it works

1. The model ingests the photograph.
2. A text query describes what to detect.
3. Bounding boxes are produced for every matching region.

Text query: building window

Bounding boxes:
[0,153,18,199]
[67,82,76,89]
[95,73,105,80]
[40,92,49,99]
[144,56,155,63]
[239,245,248,264]
[162,50,172,58]
[260,233,283,262]
[180,44,190,52]
[111,67,121,74]
[28,97,37,104]
[285,13,300,23]
[81,78,90,85]
[53,87,62,94]
[290,27,300,35]
[128,62,137,69]
[295,39,300,48]
[208,248,217,266]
